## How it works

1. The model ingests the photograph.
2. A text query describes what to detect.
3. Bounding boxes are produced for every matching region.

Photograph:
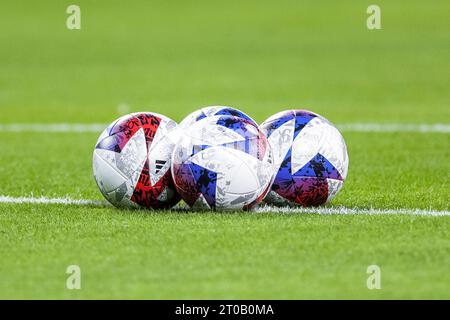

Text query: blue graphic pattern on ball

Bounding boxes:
[172,115,273,210]
[260,110,347,207]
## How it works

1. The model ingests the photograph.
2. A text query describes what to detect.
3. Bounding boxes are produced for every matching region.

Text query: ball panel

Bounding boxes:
[243,179,274,210]
[171,162,200,206]
[214,108,256,126]
[273,176,329,207]
[108,114,145,145]
[262,116,295,170]
[326,179,344,203]
[293,153,343,180]
[292,110,318,141]
[95,131,129,153]
[130,160,181,209]
[215,116,259,140]
[96,113,162,153]
[260,110,295,136]
[93,150,127,194]
[179,106,258,129]
[227,161,259,195]
[184,117,248,146]
[291,116,347,179]
[147,120,178,186]
[188,162,217,208]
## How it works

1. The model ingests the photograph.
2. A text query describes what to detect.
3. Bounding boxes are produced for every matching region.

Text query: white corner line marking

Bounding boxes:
[0,123,449,133]
[0,195,448,216]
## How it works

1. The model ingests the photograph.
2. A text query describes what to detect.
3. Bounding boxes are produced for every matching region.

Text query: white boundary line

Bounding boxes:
[0,123,107,133]
[0,195,106,206]
[0,195,448,216]
[0,123,449,133]
[255,205,450,216]
[337,123,450,133]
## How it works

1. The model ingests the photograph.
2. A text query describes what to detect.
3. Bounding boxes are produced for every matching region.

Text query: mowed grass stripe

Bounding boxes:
[0,123,449,133]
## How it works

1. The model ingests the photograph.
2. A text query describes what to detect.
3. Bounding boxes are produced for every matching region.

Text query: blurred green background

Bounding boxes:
[0,0,448,124]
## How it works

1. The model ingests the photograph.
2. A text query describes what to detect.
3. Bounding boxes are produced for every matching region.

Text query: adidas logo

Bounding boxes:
[155,160,166,174]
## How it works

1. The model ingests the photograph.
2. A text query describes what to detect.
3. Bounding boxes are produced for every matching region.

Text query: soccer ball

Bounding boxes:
[93,112,181,209]
[172,115,274,210]
[179,106,258,128]
[260,110,349,206]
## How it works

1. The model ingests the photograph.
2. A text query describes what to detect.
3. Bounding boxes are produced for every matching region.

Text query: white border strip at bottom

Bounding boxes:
[0,195,448,216]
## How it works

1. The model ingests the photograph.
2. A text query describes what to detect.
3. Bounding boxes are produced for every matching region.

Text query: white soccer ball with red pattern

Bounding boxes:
[93,112,181,209]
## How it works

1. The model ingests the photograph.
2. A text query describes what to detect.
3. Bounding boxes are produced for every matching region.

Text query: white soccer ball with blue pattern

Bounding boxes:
[260,110,349,207]
[179,106,258,128]
[172,115,274,210]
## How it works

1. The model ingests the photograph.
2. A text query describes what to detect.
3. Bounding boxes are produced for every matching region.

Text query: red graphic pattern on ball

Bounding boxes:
[274,177,329,206]
[96,112,180,209]
[130,159,180,209]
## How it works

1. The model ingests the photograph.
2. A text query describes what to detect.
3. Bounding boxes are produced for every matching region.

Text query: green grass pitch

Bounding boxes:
[0,0,449,299]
